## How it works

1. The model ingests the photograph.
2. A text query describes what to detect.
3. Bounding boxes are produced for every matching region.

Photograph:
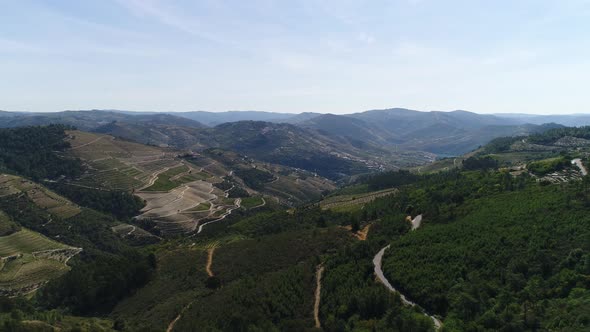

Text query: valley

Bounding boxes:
[3,2,589,330]
[0,117,588,332]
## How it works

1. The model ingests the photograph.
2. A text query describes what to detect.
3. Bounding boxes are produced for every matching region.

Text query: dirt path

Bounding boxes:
[126,225,136,236]
[356,224,370,240]
[252,197,266,209]
[314,264,325,329]
[138,164,181,191]
[373,215,442,329]
[166,304,190,332]
[195,198,242,234]
[342,224,371,240]
[58,182,109,191]
[206,247,216,277]
[70,136,105,149]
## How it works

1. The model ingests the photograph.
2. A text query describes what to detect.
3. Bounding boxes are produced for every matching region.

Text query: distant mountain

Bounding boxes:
[0,108,581,173]
[0,110,27,118]
[94,121,211,149]
[0,110,205,131]
[349,108,521,134]
[94,119,433,179]
[299,109,550,156]
[275,112,322,124]
[493,113,590,127]
[300,114,396,147]
[208,121,424,178]
[174,111,298,126]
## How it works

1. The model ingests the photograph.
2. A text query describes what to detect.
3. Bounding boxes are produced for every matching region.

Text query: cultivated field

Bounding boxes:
[0,228,81,296]
[320,188,398,212]
[66,131,240,236]
[0,174,81,219]
[66,131,336,236]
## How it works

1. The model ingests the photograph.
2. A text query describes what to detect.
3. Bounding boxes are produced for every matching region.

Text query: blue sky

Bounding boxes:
[1,0,589,114]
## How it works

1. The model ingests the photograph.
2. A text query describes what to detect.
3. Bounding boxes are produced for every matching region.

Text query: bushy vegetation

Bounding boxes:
[319,219,432,332]
[462,156,499,170]
[363,170,419,191]
[529,126,590,144]
[1,124,588,331]
[111,248,209,331]
[0,297,113,331]
[227,186,250,198]
[234,168,275,189]
[357,167,590,331]
[0,210,20,236]
[240,196,264,209]
[527,157,570,176]
[482,136,524,154]
[0,125,83,180]
[48,183,145,220]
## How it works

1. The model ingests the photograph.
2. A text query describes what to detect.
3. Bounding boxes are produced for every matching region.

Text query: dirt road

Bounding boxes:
[314,264,325,329]
[206,247,216,277]
[196,198,241,234]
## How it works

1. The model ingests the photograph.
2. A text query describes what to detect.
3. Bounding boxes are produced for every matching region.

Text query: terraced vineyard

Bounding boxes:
[0,229,68,257]
[0,228,80,296]
[0,174,81,219]
[65,131,336,236]
[143,165,192,191]
[65,132,227,235]
[320,188,398,212]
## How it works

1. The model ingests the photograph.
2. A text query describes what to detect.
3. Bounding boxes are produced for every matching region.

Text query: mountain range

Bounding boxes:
[0,108,576,177]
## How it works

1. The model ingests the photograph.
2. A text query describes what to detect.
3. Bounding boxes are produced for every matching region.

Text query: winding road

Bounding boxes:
[373,215,442,329]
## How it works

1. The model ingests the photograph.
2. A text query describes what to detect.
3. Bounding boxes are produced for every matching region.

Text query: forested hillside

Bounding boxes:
[0,124,588,331]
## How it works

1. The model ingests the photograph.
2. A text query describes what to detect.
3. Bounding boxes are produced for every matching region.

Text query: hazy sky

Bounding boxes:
[1,0,589,114]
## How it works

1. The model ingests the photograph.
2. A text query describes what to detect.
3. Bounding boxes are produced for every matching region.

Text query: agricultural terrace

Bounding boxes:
[66,131,239,236]
[0,228,81,296]
[0,174,80,219]
[320,188,398,212]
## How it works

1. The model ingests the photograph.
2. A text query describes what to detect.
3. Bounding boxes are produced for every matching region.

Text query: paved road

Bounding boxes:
[373,215,442,329]
[411,214,422,230]
[572,158,588,176]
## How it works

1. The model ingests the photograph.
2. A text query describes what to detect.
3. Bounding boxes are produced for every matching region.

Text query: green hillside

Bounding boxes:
[0,123,588,331]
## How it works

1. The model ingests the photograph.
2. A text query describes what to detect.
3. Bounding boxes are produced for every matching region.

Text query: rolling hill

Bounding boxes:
[64,130,334,235]
[0,120,588,331]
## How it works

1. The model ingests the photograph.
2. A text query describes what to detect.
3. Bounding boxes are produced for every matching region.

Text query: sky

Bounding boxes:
[1,0,589,114]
